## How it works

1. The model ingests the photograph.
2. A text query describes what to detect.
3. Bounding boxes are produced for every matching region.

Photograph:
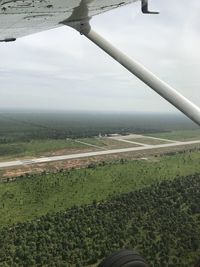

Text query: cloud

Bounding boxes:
[0,0,200,113]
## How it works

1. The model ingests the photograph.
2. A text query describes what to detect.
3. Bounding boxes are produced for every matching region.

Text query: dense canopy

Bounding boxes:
[0,174,199,266]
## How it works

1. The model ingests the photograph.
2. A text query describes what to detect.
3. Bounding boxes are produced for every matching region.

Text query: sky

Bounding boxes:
[0,0,200,114]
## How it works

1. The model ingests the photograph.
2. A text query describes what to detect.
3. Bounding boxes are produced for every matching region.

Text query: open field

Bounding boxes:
[127,137,172,145]
[110,133,175,144]
[0,136,140,162]
[146,129,200,141]
[76,137,107,147]
[0,139,90,161]
[1,149,200,227]
[76,137,139,149]
[99,137,140,148]
[1,124,200,167]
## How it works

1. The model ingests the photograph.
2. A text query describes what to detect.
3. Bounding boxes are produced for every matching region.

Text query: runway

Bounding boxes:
[0,139,200,169]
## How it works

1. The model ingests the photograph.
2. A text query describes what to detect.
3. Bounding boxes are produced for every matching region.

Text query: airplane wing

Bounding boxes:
[0,0,137,41]
[1,0,200,125]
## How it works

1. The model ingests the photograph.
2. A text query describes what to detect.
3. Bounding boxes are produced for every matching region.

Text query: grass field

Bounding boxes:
[101,137,139,148]
[0,137,139,161]
[128,137,171,145]
[0,150,200,227]
[1,131,199,162]
[146,129,200,141]
[77,137,107,147]
[0,139,95,161]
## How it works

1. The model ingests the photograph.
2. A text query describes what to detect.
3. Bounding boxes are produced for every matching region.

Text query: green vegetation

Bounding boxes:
[0,111,199,159]
[1,150,200,227]
[1,111,194,144]
[0,139,89,160]
[77,137,137,149]
[0,175,199,267]
[0,111,200,266]
[0,137,138,160]
[146,129,200,141]
[77,138,106,147]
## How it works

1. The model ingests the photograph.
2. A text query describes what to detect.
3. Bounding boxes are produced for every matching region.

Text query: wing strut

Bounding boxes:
[66,21,200,126]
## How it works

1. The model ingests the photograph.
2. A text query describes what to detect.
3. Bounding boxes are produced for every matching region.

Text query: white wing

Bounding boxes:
[0,0,137,41]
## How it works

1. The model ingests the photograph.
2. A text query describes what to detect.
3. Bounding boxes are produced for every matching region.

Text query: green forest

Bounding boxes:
[0,174,199,267]
[0,111,197,143]
[1,150,200,226]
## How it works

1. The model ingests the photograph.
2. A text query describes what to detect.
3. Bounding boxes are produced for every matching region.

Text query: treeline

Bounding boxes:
[0,127,164,144]
[0,112,171,143]
[0,174,200,266]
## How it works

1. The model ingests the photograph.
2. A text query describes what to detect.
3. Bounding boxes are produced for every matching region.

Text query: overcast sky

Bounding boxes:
[0,0,200,114]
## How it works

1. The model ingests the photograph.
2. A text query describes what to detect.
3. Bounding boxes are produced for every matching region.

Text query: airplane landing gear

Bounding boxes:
[98,250,149,267]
